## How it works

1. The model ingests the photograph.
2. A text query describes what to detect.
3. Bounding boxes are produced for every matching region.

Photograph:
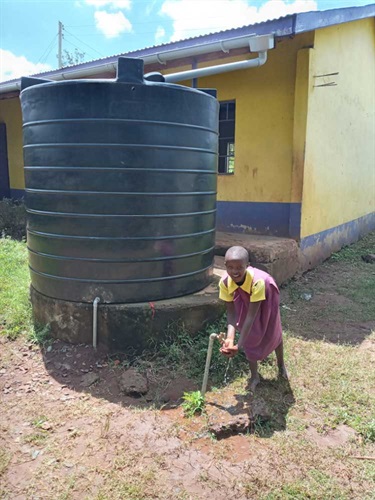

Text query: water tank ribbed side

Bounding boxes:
[21,79,219,303]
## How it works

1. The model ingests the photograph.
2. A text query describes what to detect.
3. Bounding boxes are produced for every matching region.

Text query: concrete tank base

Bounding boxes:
[30,280,225,353]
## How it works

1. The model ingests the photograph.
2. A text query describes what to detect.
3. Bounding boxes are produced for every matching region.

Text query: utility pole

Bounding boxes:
[58,21,64,68]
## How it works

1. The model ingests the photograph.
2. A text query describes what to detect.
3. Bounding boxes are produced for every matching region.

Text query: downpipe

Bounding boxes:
[92,297,100,349]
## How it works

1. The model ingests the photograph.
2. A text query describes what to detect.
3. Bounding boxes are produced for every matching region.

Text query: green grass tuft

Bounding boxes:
[0,238,51,344]
[151,319,249,386]
[0,448,11,477]
[181,390,205,417]
[329,232,375,263]
[0,238,32,339]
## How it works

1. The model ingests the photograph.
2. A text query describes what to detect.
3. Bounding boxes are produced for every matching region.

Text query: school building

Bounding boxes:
[0,4,374,271]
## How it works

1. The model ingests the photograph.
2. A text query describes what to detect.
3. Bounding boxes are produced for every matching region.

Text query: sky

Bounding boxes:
[0,0,372,82]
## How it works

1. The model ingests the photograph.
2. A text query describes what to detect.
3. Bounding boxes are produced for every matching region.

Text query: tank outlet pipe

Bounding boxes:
[92,297,101,349]
[201,332,225,397]
[164,51,267,83]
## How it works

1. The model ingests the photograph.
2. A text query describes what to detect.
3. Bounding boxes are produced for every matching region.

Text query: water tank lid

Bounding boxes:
[116,57,144,84]
[144,72,166,83]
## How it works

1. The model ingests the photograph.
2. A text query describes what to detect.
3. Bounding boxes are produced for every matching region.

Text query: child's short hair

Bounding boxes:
[224,246,249,263]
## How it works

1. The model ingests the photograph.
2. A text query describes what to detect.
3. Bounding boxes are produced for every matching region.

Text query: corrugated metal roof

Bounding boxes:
[1,4,374,88]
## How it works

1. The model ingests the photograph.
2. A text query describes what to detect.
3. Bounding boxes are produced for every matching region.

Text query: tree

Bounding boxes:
[61,48,86,67]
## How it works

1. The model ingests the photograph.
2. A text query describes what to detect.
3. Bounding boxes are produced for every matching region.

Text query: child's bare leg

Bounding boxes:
[248,360,260,393]
[275,340,288,379]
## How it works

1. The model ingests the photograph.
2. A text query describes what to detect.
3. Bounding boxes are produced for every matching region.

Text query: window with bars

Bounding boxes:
[218,100,235,174]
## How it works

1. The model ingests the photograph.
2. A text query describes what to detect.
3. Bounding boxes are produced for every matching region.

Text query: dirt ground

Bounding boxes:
[1,248,375,499]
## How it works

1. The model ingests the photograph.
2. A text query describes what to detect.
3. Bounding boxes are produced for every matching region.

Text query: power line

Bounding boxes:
[62,37,101,62]
[36,34,58,64]
[63,27,105,58]
[41,39,58,65]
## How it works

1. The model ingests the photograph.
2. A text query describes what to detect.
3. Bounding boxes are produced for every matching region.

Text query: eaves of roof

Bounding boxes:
[0,4,374,95]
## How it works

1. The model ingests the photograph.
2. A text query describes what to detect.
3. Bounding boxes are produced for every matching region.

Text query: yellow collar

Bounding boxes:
[227,268,254,294]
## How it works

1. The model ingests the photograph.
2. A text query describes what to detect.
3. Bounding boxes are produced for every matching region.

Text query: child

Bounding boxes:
[219,245,288,393]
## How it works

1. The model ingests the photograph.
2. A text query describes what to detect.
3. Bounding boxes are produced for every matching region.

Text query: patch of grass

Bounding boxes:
[28,323,51,346]
[0,448,11,476]
[285,337,375,434]
[262,470,348,500]
[24,432,49,446]
[149,319,249,387]
[93,450,188,500]
[0,238,32,339]
[329,232,375,263]
[31,416,48,428]
[336,273,375,321]
[0,238,51,344]
[181,390,205,417]
[359,419,375,443]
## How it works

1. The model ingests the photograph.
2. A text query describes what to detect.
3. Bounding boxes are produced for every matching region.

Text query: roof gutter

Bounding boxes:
[165,48,269,83]
[0,34,273,95]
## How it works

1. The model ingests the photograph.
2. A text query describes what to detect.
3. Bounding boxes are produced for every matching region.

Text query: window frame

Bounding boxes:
[218,100,236,176]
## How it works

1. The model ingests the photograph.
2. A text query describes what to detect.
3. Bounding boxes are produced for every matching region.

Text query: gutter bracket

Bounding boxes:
[156,53,167,65]
[220,41,230,53]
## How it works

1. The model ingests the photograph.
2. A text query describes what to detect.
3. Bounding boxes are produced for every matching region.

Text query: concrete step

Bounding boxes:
[214,231,299,285]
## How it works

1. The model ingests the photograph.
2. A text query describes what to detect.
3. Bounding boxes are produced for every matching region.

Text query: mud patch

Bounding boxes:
[204,389,272,439]
[306,425,357,448]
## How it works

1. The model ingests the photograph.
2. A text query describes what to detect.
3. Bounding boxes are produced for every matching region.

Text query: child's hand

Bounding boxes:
[220,339,239,358]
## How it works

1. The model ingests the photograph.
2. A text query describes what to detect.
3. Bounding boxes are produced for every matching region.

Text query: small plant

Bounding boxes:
[31,416,48,428]
[28,323,51,346]
[360,419,375,443]
[0,448,11,477]
[181,390,205,417]
[24,432,49,445]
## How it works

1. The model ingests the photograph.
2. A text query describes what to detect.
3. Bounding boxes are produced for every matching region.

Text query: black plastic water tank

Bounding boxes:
[20,58,219,303]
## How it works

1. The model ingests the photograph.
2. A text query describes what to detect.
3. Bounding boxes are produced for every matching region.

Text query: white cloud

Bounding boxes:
[160,0,317,41]
[0,49,52,83]
[94,10,132,38]
[85,0,131,9]
[155,26,166,42]
[258,0,317,21]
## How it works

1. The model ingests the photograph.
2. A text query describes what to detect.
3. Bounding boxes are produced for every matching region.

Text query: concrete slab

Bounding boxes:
[31,279,225,352]
[215,231,300,284]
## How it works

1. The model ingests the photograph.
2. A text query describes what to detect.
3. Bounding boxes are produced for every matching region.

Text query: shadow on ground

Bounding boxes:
[41,339,199,410]
[205,376,295,439]
[279,260,375,346]
[40,337,295,441]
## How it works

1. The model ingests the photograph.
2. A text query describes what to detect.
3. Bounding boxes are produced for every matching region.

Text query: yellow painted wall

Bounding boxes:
[195,33,313,203]
[0,97,24,189]
[1,35,314,205]
[301,18,375,238]
[291,47,312,204]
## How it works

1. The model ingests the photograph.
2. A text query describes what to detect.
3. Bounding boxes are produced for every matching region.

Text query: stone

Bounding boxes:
[206,393,271,439]
[118,368,149,396]
[362,254,375,263]
[208,414,252,438]
[80,372,99,387]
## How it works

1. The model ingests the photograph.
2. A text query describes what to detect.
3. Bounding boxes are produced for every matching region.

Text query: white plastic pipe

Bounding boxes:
[0,34,274,95]
[164,51,267,83]
[92,297,100,349]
